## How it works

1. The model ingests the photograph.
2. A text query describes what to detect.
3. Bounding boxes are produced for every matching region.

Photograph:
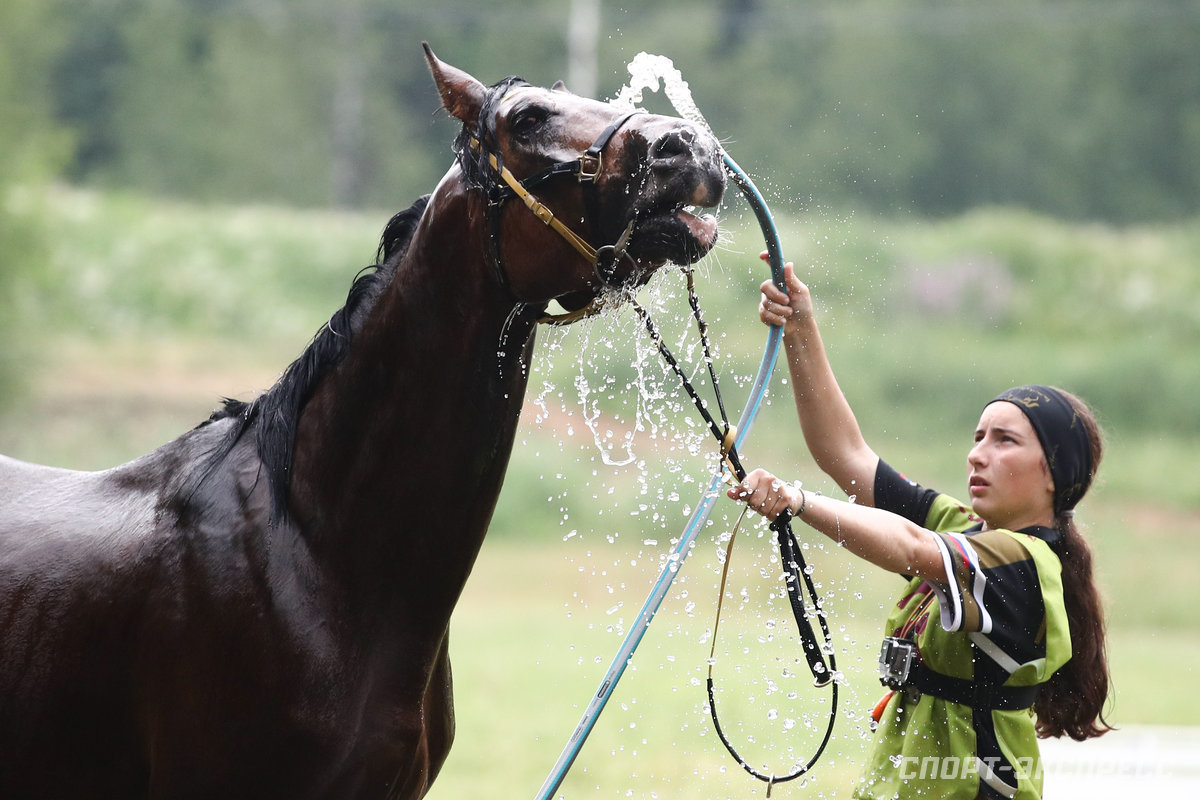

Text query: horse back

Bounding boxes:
[0,448,167,793]
[0,428,288,796]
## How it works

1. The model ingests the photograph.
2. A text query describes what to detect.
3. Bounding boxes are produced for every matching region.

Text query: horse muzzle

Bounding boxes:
[624,122,726,268]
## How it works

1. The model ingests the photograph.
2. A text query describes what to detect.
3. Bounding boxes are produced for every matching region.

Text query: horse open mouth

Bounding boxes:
[629,202,721,267]
[553,203,718,313]
[678,205,720,252]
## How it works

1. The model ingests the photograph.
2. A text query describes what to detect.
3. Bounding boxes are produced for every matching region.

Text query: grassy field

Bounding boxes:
[1,185,1198,797]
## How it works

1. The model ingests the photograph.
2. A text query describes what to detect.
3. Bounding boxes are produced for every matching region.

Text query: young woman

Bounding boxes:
[728,257,1111,799]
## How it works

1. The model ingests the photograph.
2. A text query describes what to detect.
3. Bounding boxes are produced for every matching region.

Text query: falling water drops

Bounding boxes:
[504,52,891,797]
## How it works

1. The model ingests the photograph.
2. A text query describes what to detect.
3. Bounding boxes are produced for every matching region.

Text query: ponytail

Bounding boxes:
[1032,391,1113,740]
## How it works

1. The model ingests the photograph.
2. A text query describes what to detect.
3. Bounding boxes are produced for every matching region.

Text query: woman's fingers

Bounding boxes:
[727,468,794,521]
[758,296,791,327]
[757,256,805,326]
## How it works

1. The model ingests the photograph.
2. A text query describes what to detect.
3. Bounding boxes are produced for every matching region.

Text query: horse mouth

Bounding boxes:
[553,204,719,313]
[675,205,721,253]
[628,202,721,267]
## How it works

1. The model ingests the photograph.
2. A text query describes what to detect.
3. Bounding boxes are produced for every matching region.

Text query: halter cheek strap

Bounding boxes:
[471,110,644,322]
[484,151,605,265]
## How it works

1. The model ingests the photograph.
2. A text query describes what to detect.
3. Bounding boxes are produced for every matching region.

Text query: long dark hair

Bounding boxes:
[1033,389,1113,740]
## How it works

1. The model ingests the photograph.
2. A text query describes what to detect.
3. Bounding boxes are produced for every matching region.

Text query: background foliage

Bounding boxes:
[5,0,1198,403]
[8,0,1200,219]
[0,0,71,401]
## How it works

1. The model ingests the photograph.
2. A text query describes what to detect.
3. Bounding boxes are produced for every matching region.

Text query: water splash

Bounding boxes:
[613,52,717,141]
[521,53,886,797]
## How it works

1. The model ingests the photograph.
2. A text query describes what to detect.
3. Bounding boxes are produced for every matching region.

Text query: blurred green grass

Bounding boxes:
[1,186,1197,797]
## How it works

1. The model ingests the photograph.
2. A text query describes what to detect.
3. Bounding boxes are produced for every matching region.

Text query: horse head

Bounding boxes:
[424,43,726,314]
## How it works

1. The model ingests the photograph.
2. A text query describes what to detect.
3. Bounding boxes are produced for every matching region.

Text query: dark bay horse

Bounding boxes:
[0,45,725,799]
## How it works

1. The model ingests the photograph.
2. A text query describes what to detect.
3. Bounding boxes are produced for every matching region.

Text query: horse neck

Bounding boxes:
[289,189,540,620]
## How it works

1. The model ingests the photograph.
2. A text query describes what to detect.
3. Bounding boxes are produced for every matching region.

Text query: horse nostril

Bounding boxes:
[649,128,695,165]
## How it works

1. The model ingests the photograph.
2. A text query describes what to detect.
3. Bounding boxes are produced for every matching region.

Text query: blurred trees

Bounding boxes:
[0,0,72,402]
[5,0,1200,220]
[692,0,1200,220]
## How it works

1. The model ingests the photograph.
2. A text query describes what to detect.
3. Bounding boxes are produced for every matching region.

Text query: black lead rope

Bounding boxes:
[631,286,746,480]
[772,509,835,686]
[704,505,838,793]
[633,272,838,793]
[682,268,732,430]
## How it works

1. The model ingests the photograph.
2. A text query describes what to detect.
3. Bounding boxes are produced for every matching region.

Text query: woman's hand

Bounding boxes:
[726,468,802,522]
[758,252,814,328]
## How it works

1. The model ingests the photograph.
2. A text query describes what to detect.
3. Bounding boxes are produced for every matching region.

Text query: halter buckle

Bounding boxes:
[530,201,556,226]
[578,153,602,182]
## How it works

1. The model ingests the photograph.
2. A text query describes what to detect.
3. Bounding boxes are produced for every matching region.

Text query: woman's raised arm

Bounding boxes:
[759,256,880,505]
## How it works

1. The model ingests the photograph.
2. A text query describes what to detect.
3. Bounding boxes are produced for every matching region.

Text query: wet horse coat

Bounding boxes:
[0,46,725,799]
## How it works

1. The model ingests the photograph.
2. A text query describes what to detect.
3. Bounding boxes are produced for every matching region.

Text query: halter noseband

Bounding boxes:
[471,107,644,323]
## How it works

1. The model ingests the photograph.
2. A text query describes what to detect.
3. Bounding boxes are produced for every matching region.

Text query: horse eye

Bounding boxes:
[511,107,549,138]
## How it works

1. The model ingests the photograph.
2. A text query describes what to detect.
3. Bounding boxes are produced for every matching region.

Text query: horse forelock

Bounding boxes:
[452,75,530,191]
[183,195,432,526]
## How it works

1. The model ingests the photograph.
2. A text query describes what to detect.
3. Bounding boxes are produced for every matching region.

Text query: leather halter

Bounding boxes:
[471,109,643,323]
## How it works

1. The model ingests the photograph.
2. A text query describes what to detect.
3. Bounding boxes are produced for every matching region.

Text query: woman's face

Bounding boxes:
[967,402,1056,531]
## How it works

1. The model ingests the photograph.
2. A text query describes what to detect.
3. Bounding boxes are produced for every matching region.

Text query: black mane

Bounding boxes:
[185,194,430,523]
[182,76,533,524]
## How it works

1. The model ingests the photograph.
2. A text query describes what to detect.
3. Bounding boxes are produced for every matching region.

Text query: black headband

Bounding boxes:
[988,385,1093,515]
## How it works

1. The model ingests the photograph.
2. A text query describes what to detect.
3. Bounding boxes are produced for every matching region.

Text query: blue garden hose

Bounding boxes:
[533,153,788,799]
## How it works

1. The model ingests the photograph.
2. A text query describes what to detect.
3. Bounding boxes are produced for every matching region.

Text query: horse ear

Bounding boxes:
[423,42,486,127]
